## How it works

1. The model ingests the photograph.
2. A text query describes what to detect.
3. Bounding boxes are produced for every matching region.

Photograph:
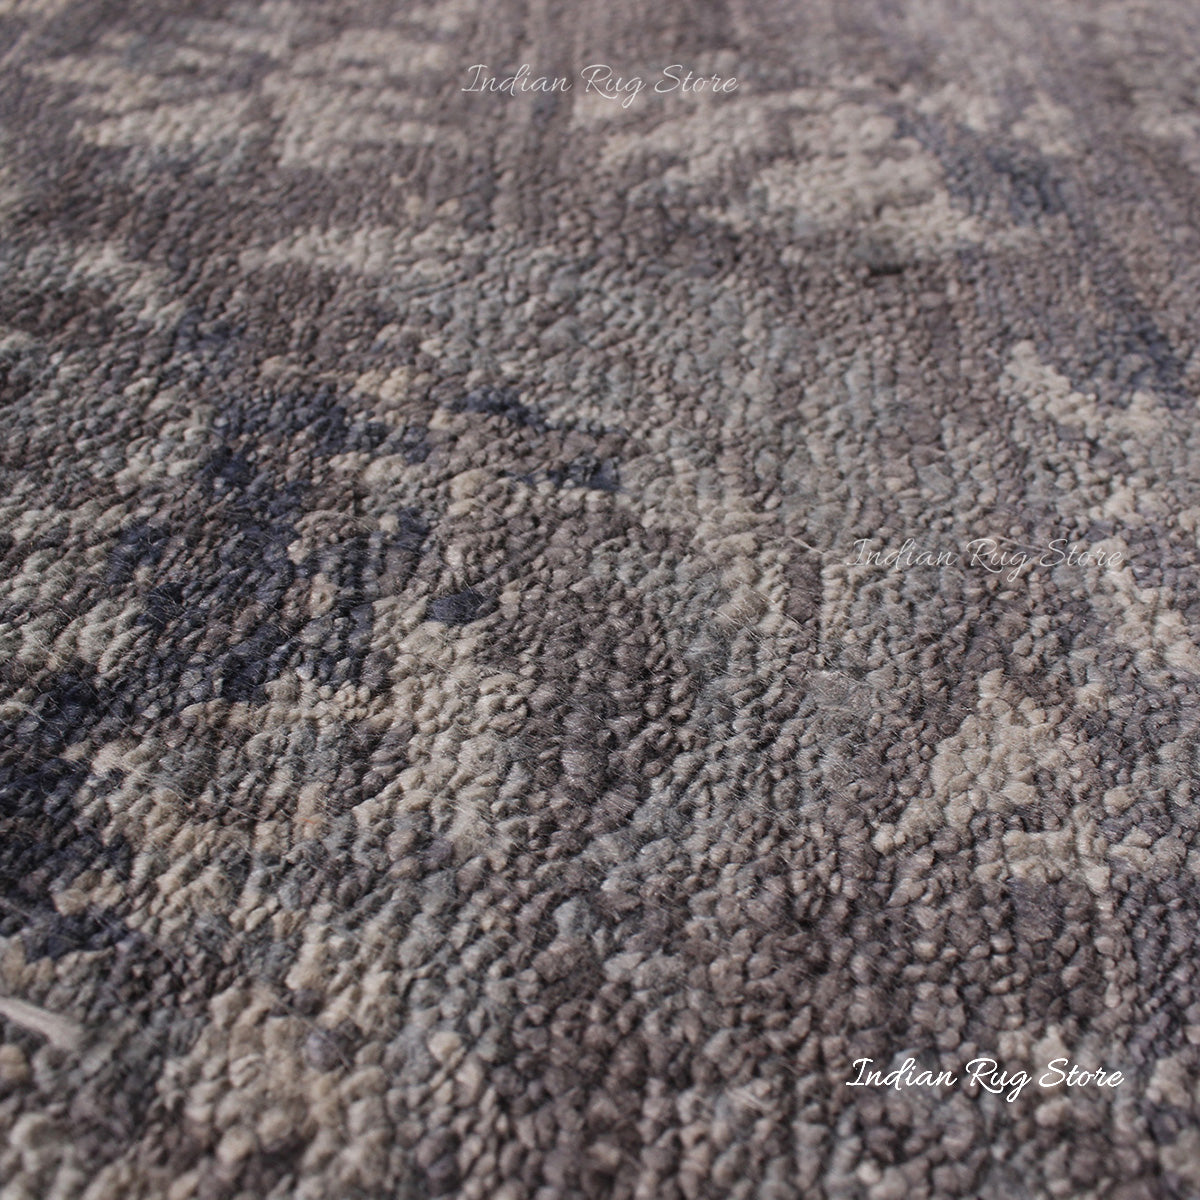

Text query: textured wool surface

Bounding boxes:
[3,1,1200,1197]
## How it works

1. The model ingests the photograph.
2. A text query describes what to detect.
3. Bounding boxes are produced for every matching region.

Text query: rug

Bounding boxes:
[3,1,1200,1197]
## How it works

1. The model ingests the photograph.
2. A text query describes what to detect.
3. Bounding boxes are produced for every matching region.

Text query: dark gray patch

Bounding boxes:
[427,588,494,625]
[452,386,545,430]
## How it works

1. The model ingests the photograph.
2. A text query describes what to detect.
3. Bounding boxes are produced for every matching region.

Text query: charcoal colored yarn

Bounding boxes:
[2,2,1200,1198]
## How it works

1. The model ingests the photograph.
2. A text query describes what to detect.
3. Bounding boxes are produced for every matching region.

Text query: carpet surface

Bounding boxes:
[3,1,1200,1197]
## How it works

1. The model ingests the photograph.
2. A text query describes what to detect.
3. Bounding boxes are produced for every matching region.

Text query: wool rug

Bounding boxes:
[3,1,1200,1197]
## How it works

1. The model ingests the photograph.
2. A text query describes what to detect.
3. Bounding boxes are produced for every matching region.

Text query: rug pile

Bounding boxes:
[2,1,1200,1196]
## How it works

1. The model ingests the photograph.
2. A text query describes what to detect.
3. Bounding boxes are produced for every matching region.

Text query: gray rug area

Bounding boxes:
[3,1,1200,1197]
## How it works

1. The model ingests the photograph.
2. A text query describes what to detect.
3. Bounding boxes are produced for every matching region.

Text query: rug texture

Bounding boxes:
[3,1,1200,1197]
